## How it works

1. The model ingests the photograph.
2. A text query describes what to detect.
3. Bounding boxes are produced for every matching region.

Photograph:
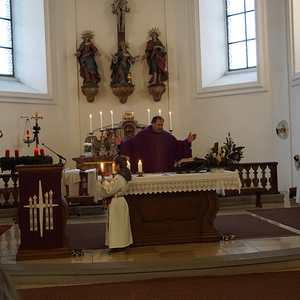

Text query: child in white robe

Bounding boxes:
[96,155,133,254]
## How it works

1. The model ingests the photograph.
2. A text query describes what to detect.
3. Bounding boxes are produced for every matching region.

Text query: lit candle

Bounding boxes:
[15,150,19,158]
[100,111,103,130]
[147,109,150,125]
[34,148,39,157]
[138,160,143,173]
[5,150,9,157]
[127,160,131,171]
[26,130,30,138]
[101,163,104,173]
[111,110,114,129]
[158,109,161,116]
[169,111,172,130]
[89,114,92,133]
[40,149,45,156]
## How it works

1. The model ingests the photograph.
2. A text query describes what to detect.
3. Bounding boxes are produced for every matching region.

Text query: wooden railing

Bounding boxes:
[0,174,19,208]
[225,162,279,196]
[0,162,280,209]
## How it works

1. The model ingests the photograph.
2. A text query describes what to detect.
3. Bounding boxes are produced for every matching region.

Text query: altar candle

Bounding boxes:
[169,111,173,130]
[89,114,93,133]
[147,109,151,125]
[158,109,161,116]
[26,130,30,138]
[111,110,114,129]
[5,150,9,157]
[34,148,39,157]
[138,160,143,173]
[100,111,103,130]
[127,160,131,171]
[101,163,104,173]
[15,150,19,158]
[40,149,45,156]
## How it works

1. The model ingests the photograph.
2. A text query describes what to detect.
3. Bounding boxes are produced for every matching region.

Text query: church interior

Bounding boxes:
[1,0,300,295]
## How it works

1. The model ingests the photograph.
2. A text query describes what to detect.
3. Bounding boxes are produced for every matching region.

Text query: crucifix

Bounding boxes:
[111,0,131,43]
[31,112,43,148]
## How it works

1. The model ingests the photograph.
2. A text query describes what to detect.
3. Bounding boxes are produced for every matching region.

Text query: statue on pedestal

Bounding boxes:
[74,30,101,87]
[110,41,139,85]
[143,27,169,85]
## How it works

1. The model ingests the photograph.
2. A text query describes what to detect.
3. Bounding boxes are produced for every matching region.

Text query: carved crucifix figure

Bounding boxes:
[111,0,130,41]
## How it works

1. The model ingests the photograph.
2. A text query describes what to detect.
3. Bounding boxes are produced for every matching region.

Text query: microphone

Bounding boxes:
[41,143,67,165]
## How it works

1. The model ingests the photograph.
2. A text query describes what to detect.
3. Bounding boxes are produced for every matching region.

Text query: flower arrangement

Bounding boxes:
[204,133,244,169]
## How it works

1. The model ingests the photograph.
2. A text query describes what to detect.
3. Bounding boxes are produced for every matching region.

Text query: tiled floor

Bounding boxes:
[1,193,300,289]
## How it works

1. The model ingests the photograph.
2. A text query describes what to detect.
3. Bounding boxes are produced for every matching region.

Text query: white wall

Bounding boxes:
[0,0,294,192]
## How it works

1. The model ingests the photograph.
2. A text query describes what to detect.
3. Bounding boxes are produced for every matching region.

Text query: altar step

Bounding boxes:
[219,193,284,207]
[3,247,300,286]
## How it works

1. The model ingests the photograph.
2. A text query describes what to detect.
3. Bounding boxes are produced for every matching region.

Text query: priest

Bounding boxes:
[114,116,197,173]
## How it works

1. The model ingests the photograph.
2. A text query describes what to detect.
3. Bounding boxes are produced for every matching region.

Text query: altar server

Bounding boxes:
[96,155,133,254]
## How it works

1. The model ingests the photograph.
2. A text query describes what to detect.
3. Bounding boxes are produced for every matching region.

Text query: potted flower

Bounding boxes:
[204,133,244,172]
[83,143,92,157]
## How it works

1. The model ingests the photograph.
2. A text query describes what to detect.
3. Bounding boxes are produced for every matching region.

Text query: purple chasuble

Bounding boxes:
[120,126,192,173]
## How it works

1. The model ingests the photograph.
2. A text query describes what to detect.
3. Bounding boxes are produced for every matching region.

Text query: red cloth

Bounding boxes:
[120,126,192,173]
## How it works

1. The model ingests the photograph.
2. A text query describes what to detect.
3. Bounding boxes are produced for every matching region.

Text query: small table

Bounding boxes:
[125,171,241,246]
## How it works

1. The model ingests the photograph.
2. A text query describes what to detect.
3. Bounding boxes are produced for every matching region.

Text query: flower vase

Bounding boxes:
[85,152,92,157]
[210,168,225,173]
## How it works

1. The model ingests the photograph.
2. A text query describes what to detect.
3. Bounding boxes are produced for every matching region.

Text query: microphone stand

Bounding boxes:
[42,143,67,165]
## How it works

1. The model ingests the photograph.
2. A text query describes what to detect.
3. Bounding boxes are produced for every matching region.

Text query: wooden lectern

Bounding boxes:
[16,164,70,261]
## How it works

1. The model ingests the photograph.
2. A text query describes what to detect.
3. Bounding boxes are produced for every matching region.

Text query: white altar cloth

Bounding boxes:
[125,171,241,195]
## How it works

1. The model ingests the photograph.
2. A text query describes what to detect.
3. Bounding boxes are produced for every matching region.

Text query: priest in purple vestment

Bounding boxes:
[114,116,197,173]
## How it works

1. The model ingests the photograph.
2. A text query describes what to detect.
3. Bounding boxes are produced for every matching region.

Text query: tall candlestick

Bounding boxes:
[169,111,173,130]
[100,111,103,130]
[138,160,143,173]
[111,110,114,129]
[158,109,161,116]
[101,163,104,173]
[89,114,92,133]
[147,109,151,125]
[34,148,39,157]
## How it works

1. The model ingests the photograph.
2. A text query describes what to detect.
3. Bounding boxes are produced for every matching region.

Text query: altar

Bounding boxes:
[124,171,241,246]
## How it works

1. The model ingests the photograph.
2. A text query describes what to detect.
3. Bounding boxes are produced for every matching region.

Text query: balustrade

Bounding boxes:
[225,162,279,196]
[0,162,280,209]
[0,174,19,208]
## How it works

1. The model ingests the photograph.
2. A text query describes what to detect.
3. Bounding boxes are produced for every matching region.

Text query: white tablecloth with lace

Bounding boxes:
[125,171,241,195]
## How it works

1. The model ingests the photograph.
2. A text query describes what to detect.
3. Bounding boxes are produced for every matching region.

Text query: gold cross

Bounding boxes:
[31,112,43,125]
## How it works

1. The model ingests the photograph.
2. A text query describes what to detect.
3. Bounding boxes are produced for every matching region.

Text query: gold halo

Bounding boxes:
[81,30,94,40]
[148,27,161,37]
[118,40,130,49]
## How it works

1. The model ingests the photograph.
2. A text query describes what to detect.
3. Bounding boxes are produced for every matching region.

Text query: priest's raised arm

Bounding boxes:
[114,116,197,173]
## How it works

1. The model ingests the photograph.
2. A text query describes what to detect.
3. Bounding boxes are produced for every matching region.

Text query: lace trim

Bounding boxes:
[125,172,241,195]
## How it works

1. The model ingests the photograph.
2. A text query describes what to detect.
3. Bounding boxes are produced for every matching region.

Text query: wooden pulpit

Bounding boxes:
[16,164,70,261]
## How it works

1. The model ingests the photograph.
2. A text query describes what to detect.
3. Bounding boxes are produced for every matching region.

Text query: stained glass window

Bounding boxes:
[0,0,13,77]
[226,0,256,71]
